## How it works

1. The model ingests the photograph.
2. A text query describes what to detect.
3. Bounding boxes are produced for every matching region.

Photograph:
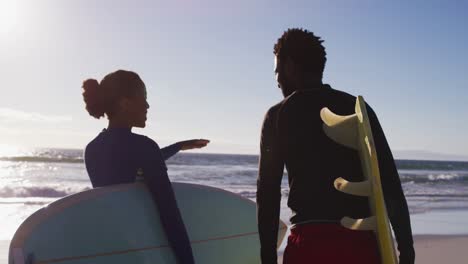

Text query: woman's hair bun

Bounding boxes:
[82,78,105,119]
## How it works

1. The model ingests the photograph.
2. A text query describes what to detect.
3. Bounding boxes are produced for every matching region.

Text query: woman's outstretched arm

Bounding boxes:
[161,139,210,160]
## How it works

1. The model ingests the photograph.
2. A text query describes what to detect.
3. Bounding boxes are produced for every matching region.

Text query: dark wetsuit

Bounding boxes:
[84,127,195,264]
[257,85,415,263]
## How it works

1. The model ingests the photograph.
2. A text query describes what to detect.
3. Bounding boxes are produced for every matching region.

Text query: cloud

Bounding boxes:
[0,108,72,123]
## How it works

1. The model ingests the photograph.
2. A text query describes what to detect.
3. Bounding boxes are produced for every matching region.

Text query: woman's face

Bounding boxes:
[123,87,150,128]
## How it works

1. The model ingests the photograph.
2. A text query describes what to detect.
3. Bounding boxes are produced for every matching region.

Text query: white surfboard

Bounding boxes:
[9,182,288,264]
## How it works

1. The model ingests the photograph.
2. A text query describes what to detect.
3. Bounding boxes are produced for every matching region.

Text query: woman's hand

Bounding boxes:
[179,139,210,150]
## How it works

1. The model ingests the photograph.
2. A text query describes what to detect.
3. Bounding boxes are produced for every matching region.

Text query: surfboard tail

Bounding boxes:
[320,96,398,264]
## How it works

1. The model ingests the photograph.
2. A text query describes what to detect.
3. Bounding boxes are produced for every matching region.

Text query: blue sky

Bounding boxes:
[0,0,467,158]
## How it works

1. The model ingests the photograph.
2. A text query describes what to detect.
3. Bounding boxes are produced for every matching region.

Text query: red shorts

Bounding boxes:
[283,223,381,264]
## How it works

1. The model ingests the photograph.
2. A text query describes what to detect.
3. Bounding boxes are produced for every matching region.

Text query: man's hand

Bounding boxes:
[179,139,210,150]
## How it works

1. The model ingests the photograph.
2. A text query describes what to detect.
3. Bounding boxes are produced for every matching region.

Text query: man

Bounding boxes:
[257,28,415,264]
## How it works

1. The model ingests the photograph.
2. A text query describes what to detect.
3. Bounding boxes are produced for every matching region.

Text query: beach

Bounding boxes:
[1,151,468,263]
[412,235,468,264]
[0,241,7,264]
[2,235,468,263]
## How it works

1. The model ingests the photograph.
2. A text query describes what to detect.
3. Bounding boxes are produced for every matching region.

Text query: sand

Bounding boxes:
[2,235,468,263]
[412,235,468,264]
[0,240,8,264]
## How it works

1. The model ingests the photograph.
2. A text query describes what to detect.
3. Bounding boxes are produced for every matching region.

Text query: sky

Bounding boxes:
[0,0,467,159]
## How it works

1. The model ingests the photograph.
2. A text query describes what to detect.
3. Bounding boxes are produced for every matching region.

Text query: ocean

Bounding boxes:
[1,148,468,241]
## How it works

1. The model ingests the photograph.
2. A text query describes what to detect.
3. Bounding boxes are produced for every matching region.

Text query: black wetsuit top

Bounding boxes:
[257,85,415,264]
[84,127,195,264]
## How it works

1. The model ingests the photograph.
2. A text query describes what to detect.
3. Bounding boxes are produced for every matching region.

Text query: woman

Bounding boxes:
[82,69,209,264]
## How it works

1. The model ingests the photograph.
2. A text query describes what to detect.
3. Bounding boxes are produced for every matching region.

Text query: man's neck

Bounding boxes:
[297,78,323,91]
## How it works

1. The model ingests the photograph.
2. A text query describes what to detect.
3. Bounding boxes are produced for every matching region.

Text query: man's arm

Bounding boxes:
[257,107,285,264]
[367,105,415,264]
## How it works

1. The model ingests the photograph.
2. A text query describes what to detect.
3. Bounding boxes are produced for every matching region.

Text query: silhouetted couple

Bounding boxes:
[82,28,414,264]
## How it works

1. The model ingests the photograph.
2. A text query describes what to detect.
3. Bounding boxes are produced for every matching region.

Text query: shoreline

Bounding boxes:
[2,234,468,264]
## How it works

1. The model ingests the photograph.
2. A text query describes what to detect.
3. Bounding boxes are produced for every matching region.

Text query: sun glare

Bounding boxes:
[0,0,20,35]
[0,144,22,158]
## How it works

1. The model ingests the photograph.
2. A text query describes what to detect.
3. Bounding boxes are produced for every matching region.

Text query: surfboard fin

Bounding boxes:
[334,177,371,197]
[320,108,358,150]
[341,216,376,231]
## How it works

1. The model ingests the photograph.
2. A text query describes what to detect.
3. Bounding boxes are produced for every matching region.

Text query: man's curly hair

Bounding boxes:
[274,28,327,79]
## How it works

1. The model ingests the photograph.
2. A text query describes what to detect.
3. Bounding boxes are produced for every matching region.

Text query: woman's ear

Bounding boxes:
[118,97,131,114]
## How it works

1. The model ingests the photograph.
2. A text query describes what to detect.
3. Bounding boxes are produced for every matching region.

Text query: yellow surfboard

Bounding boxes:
[320,96,398,264]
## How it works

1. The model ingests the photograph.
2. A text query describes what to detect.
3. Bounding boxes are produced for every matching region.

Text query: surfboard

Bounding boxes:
[9,182,288,264]
[320,96,398,264]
